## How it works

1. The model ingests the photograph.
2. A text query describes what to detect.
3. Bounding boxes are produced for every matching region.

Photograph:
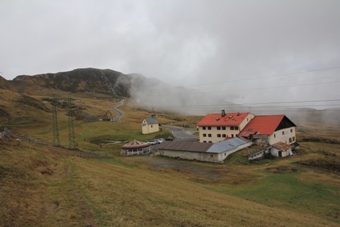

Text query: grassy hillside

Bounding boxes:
[1,91,340,226]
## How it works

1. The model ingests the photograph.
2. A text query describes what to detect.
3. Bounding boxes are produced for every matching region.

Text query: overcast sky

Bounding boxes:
[1,0,340,108]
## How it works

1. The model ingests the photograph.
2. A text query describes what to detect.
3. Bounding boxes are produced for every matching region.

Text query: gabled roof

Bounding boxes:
[121,140,150,149]
[197,112,250,127]
[240,115,296,137]
[144,117,159,124]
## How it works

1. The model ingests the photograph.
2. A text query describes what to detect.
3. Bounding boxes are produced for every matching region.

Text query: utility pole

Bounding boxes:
[68,94,76,149]
[52,95,60,147]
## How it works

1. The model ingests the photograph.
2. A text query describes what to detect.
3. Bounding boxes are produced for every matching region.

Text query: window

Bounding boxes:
[235,126,239,130]
[209,141,212,143]
[217,134,221,137]
[230,126,234,130]
[231,134,234,138]
[208,126,211,130]
[282,131,285,135]
[203,126,206,130]
[293,136,295,141]
[151,125,153,128]
[289,138,292,143]
[274,133,276,138]
[217,126,221,130]
[290,129,293,133]
[222,126,226,130]
[222,134,226,137]
[203,133,206,137]
[208,134,212,137]
[203,141,207,143]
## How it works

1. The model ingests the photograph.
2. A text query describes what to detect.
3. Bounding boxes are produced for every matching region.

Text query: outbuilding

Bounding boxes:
[270,142,292,157]
[157,137,252,163]
[121,140,150,156]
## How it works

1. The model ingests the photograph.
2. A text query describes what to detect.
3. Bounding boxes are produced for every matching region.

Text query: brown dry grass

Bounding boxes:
[1,90,340,226]
[1,138,335,227]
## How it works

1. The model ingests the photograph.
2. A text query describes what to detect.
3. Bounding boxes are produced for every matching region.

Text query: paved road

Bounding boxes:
[111,99,125,122]
[161,125,198,141]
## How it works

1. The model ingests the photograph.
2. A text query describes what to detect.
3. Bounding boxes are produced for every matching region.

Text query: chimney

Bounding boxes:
[221,109,226,117]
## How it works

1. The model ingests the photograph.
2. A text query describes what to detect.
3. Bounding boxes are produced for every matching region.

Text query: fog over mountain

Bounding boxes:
[1,0,340,111]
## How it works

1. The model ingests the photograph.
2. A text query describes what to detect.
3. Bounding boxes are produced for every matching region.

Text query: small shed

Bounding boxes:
[270,142,292,157]
[121,140,150,156]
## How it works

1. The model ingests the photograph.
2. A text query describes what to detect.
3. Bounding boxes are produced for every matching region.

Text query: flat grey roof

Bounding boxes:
[157,141,213,153]
[207,137,250,153]
[157,137,251,154]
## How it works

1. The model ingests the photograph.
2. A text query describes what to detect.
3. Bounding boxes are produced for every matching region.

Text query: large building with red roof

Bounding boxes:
[197,111,297,146]
[239,115,297,146]
[196,110,254,143]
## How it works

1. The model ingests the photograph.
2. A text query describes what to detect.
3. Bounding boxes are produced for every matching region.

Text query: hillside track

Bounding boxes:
[162,125,198,141]
[111,99,125,122]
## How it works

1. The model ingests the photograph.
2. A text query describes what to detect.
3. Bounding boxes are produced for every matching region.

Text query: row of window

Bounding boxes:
[202,134,237,138]
[273,129,295,138]
[202,126,239,130]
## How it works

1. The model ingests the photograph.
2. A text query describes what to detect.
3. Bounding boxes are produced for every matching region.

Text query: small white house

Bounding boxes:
[270,142,292,158]
[142,114,160,134]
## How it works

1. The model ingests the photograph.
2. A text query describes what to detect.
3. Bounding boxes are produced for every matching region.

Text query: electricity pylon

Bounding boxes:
[68,95,76,149]
[52,95,60,147]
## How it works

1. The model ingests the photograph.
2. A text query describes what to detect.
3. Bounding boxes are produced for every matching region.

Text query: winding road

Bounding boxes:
[110,100,197,141]
[161,125,198,141]
[111,99,125,122]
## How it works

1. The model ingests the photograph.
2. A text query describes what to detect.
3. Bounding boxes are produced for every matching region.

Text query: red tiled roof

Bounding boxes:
[240,115,285,136]
[197,112,250,127]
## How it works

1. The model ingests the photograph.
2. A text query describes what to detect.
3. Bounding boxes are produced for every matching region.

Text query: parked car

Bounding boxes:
[165,136,173,141]
[155,138,164,144]
[147,140,157,145]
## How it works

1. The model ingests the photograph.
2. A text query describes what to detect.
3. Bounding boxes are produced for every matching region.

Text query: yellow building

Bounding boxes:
[197,110,254,143]
[142,114,160,134]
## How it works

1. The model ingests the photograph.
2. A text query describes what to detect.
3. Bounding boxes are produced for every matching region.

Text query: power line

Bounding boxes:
[141,98,340,109]
[147,65,340,91]
[137,79,340,97]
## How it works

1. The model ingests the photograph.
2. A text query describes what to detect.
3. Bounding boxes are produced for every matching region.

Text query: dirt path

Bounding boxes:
[67,165,97,227]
